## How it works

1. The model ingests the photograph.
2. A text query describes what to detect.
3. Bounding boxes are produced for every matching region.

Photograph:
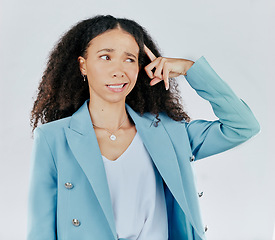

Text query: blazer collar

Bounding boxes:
[67,99,156,134]
[64,99,193,239]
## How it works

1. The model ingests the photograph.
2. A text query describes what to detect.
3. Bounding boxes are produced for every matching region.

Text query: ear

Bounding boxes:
[78,56,87,75]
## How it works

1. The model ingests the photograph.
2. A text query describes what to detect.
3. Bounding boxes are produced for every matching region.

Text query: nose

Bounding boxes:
[111,61,125,78]
[112,72,125,78]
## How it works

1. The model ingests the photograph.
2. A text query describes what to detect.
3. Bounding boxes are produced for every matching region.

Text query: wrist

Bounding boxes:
[183,60,195,76]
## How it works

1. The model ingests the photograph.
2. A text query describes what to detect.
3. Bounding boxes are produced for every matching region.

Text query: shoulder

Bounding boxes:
[156,112,187,129]
[34,116,72,140]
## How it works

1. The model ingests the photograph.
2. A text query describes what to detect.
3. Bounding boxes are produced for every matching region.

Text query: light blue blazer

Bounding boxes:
[27,56,260,240]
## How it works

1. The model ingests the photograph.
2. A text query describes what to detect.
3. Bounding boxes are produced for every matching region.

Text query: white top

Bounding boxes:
[102,131,168,240]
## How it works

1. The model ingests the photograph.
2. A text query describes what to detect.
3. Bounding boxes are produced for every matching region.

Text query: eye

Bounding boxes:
[100,55,110,60]
[126,58,135,63]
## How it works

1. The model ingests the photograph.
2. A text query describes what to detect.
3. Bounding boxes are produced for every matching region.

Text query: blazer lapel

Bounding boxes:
[64,99,192,238]
[64,100,117,239]
[125,104,193,220]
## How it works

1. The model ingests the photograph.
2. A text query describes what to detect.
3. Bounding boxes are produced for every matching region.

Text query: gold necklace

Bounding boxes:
[92,115,128,141]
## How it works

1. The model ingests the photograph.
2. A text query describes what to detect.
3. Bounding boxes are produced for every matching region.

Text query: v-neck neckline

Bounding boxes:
[102,131,138,163]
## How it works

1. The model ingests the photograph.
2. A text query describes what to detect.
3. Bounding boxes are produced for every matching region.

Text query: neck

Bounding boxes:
[88,98,129,131]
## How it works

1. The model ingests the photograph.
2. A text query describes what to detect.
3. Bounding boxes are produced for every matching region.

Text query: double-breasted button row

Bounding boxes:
[72,219,80,227]
[189,155,207,233]
[65,184,79,227]
[64,182,74,189]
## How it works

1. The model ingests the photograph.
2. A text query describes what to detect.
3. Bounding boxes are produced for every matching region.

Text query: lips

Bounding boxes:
[106,83,127,89]
[106,83,128,92]
[107,83,128,86]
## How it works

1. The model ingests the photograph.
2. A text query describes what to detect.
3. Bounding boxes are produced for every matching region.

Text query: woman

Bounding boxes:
[28,15,260,240]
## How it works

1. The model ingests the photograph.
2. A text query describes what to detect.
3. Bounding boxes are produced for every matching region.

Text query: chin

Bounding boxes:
[104,96,127,104]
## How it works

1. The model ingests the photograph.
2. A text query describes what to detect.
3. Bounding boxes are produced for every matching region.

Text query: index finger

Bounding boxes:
[144,44,157,61]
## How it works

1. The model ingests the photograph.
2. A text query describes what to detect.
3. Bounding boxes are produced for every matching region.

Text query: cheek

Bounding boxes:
[88,64,107,81]
[128,66,139,82]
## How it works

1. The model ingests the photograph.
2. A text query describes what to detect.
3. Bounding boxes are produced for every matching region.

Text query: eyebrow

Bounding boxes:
[97,48,137,59]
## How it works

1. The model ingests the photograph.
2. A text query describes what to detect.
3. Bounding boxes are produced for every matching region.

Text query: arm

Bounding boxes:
[184,56,260,160]
[27,127,57,240]
[143,45,260,160]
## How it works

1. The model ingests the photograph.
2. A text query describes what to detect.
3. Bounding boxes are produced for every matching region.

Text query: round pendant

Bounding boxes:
[110,134,116,141]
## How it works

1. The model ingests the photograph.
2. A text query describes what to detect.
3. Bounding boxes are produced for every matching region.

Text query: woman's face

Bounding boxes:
[78,28,140,104]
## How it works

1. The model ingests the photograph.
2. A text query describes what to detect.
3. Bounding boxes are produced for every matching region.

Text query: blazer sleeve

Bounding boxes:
[184,56,260,160]
[27,127,57,240]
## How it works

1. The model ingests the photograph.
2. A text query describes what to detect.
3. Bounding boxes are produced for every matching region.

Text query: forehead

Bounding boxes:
[87,29,139,54]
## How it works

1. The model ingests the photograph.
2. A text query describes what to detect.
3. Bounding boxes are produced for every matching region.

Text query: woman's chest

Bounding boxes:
[94,126,137,161]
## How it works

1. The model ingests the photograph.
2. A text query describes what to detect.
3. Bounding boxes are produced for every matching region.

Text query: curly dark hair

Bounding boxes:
[30,14,190,134]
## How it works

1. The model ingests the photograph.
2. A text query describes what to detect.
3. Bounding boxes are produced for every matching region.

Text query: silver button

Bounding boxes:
[198,192,204,197]
[204,225,208,232]
[65,182,74,189]
[72,219,80,227]
[190,155,195,162]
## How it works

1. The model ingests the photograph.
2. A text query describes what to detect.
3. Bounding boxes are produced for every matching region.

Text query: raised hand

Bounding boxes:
[144,44,194,90]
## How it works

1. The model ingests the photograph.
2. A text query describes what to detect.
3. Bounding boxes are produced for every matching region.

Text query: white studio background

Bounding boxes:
[0,0,273,239]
